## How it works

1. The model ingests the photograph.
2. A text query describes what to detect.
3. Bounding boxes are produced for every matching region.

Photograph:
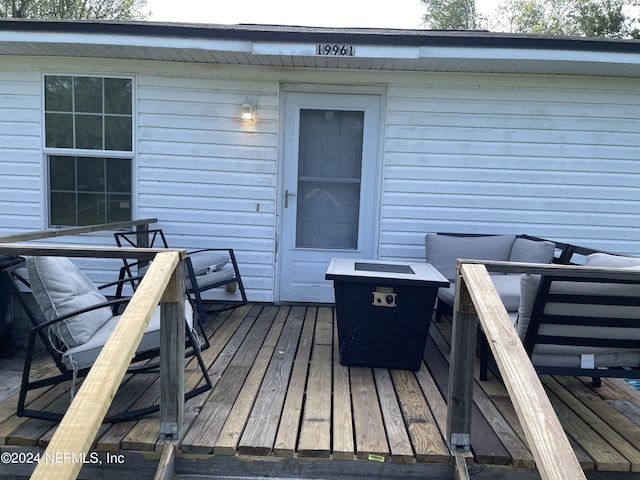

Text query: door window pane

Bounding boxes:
[296,109,364,249]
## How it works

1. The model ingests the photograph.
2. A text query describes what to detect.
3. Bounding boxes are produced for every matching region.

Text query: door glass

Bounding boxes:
[296,109,364,249]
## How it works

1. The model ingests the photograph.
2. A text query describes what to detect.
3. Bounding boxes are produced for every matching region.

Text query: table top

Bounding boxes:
[325,258,449,287]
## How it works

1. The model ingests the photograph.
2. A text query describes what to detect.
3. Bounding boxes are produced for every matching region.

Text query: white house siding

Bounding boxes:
[0,62,44,234]
[136,65,279,302]
[2,55,640,303]
[381,73,640,262]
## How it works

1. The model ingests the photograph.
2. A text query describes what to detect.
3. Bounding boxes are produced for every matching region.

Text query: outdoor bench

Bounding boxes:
[424,233,640,385]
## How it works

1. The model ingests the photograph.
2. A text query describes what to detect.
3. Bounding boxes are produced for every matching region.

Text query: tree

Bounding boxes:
[1,0,149,20]
[421,0,480,29]
[490,0,637,37]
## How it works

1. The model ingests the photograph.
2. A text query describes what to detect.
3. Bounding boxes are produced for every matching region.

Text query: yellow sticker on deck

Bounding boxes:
[367,453,386,462]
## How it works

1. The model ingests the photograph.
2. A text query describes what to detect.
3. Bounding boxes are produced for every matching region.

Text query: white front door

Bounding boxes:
[278,92,382,303]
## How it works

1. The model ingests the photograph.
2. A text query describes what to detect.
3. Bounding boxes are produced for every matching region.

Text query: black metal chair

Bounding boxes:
[1,255,212,423]
[114,229,247,328]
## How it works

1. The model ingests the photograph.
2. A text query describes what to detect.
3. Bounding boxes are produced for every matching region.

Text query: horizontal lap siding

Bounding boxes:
[0,66,44,233]
[137,71,279,302]
[381,75,640,261]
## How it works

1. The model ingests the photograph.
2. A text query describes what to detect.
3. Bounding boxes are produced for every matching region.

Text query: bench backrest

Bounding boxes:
[519,271,640,379]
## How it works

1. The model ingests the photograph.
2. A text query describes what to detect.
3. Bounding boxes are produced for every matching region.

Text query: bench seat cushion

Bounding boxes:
[62,301,193,370]
[188,251,228,276]
[186,265,236,290]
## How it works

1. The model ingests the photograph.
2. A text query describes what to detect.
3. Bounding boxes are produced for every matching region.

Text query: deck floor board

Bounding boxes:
[1,303,640,479]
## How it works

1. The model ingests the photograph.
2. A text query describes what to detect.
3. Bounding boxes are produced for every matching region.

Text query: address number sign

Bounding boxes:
[316,44,355,56]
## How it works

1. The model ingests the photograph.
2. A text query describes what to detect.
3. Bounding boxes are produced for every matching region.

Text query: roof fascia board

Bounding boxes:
[420,45,640,66]
[0,30,252,53]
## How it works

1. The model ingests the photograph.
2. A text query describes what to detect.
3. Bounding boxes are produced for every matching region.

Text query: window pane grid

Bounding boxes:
[44,76,132,152]
[48,155,131,227]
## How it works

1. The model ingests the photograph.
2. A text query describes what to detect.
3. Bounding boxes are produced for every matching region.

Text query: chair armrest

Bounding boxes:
[30,297,131,333]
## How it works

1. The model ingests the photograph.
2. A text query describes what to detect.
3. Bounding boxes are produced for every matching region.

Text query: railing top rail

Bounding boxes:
[0,244,186,261]
[456,258,640,281]
[0,218,158,244]
[457,262,586,480]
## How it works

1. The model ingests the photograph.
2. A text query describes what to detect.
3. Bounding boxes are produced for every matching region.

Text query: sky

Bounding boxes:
[146,0,501,29]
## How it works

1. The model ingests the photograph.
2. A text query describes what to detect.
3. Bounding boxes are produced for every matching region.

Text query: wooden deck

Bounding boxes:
[0,303,640,479]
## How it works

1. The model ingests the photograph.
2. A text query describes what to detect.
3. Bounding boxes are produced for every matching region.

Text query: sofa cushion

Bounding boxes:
[509,238,556,264]
[489,275,522,311]
[584,252,640,268]
[516,274,540,341]
[531,350,640,369]
[27,256,113,348]
[425,234,516,281]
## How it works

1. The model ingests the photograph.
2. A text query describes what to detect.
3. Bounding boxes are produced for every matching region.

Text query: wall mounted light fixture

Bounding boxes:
[241,99,256,121]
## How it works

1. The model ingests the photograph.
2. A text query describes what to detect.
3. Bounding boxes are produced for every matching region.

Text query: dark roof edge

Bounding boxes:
[2,18,640,53]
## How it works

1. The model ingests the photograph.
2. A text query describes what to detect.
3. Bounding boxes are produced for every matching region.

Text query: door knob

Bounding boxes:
[285,189,297,208]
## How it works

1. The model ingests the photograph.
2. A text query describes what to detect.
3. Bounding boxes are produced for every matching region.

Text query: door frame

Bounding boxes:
[274,83,387,303]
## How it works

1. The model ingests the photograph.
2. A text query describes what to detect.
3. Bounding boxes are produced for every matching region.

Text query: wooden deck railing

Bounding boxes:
[0,218,157,243]
[0,219,192,479]
[444,259,640,480]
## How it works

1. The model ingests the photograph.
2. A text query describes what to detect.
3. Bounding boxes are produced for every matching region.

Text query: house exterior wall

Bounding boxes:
[1,56,639,302]
[382,74,640,261]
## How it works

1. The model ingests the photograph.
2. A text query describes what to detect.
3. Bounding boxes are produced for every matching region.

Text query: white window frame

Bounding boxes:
[41,73,137,227]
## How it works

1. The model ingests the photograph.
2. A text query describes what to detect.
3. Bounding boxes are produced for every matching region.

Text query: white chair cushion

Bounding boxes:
[63,301,193,370]
[27,256,112,348]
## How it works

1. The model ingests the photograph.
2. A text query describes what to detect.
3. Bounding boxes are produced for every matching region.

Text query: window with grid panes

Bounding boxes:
[44,75,133,226]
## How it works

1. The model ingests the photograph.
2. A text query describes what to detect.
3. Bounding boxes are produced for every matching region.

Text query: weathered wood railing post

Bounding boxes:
[159,258,186,439]
[445,268,477,451]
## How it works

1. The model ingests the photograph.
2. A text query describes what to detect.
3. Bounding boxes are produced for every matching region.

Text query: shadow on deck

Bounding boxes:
[0,303,639,479]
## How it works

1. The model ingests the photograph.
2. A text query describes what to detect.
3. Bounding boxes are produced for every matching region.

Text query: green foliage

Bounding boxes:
[491,0,637,37]
[421,0,638,37]
[421,0,479,29]
[1,0,149,20]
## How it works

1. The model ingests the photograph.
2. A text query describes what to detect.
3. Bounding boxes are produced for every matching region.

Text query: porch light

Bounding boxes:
[241,99,256,121]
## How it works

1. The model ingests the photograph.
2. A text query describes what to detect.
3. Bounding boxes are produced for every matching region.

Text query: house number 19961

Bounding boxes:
[316,44,355,56]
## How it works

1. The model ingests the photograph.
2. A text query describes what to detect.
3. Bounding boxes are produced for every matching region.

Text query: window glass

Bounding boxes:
[77,157,105,192]
[50,192,76,226]
[78,192,105,225]
[49,156,76,190]
[74,77,103,113]
[107,158,131,193]
[107,194,132,222]
[75,114,103,150]
[45,76,72,112]
[45,113,73,148]
[105,78,132,114]
[105,116,132,151]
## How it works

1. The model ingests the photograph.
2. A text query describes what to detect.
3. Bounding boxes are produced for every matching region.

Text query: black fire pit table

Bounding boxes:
[325,258,449,371]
